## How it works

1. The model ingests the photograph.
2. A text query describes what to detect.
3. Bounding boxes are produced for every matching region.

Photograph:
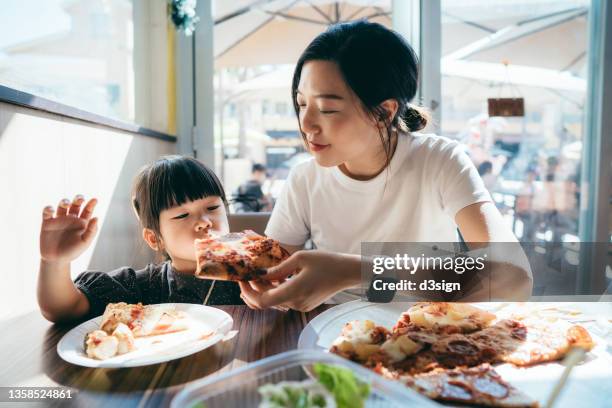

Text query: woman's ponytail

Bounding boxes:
[398,104,428,132]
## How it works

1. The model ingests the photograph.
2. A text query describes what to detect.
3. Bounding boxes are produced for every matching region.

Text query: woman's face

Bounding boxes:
[296,60,388,176]
[157,196,229,272]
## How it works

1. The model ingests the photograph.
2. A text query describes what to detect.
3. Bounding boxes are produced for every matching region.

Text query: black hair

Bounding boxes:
[252,163,266,173]
[292,20,428,167]
[131,155,227,239]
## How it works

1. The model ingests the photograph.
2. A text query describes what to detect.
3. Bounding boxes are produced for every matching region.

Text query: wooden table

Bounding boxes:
[0,305,332,407]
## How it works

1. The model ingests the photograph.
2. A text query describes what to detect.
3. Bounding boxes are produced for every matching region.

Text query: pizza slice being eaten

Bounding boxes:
[194,230,289,281]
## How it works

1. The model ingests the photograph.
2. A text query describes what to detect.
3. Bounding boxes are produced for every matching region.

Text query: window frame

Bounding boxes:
[577,0,612,293]
[0,85,176,141]
[0,0,177,142]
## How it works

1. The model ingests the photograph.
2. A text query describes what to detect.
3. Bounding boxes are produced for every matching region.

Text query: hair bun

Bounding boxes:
[401,105,428,132]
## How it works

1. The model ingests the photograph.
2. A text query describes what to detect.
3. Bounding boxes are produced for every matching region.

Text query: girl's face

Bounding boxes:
[296,60,390,178]
[157,196,229,272]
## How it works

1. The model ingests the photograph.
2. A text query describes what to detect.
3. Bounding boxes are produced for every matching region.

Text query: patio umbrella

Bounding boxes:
[446,6,589,76]
[439,3,589,118]
[215,1,588,95]
[213,0,391,68]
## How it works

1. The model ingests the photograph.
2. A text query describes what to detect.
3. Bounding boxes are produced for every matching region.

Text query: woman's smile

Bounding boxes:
[308,141,330,152]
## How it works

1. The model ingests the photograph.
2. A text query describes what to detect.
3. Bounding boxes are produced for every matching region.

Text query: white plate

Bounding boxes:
[298,300,612,408]
[57,303,233,368]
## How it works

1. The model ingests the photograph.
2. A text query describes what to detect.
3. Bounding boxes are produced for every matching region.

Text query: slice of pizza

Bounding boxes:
[137,305,189,337]
[485,318,594,366]
[99,303,189,337]
[393,302,496,335]
[85,303,193,360]
[100,302,145,334]
[430,318,594,368]
[194,230,289,281]
[400,364,539,408]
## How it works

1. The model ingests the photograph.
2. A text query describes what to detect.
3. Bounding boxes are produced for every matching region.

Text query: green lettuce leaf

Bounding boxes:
[313,363,371,408]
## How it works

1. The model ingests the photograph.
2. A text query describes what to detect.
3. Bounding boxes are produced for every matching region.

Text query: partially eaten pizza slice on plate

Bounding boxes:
[100,302,189,337]
[85,302,192,360]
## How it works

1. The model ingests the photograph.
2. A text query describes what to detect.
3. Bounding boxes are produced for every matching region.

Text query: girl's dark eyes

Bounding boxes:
[172,205,220,219]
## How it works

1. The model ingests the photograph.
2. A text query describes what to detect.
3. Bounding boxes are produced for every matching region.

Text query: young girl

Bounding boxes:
[37,155,242,323]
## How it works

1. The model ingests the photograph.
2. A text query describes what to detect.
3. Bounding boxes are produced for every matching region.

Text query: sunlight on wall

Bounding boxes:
[0,102,174,322]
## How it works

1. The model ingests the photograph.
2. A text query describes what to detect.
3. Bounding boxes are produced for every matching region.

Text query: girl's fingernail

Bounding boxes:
[60,199,70,207]
[75,195,84,202]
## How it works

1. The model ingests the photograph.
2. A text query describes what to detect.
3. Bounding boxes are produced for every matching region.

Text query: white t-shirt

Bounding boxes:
[265,133,491,254]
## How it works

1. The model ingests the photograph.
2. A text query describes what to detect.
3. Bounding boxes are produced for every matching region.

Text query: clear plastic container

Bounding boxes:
[171,349,440,408]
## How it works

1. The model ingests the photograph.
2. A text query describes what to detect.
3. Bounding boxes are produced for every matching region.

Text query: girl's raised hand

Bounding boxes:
[40,195,98,264]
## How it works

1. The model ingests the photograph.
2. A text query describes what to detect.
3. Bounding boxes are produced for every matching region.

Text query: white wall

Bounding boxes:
[0,102,176,321]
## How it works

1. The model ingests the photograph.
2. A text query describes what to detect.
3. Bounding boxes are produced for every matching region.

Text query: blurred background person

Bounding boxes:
[477,160,495,191]
[233,163,273,212]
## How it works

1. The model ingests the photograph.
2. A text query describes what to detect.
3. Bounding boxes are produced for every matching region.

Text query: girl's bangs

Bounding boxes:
[151,158,226,214]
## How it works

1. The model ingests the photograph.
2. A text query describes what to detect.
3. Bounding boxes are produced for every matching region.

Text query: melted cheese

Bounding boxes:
[85,331,119,360]
[380,335,422,362]
[339,320,377,343]
[407,303,495,331]
[198,232,254,258]
[332,320,382,360]
[112,323,135,355]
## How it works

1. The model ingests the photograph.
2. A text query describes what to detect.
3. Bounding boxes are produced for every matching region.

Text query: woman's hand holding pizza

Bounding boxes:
[40,195,98,264]
[238,250,362,312]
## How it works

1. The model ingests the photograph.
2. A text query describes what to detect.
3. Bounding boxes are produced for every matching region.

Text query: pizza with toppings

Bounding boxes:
[329,320,390,362]
[386,364,539,408]
[194,230,289,281]
[100,302,188,337]
[393,302,497,334]
[85,303,190,360]
[329,302,596,407]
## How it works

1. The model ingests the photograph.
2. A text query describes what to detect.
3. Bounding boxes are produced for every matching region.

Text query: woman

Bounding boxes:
[239,21,532,311]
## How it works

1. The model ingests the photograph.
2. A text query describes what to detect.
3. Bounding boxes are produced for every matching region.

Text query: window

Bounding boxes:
[275,102,288,116]
[439,0,590,244]
[213,0,392,211]
[0,0,174,135]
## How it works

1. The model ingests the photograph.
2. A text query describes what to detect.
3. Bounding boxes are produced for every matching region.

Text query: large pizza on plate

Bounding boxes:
[329,302,595,407]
